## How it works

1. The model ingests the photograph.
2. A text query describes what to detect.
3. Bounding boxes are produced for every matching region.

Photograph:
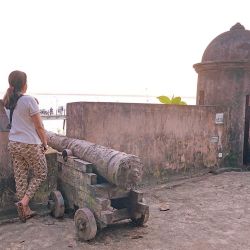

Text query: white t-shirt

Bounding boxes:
[9,95,42,144]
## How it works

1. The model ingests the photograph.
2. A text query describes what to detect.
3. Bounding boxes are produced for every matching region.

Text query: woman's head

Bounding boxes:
[8,70,27,93]
[3,70,27,109]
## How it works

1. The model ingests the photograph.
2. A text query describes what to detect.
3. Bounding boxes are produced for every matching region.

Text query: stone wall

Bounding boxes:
[66,102,231,182]
[0,100,14,212]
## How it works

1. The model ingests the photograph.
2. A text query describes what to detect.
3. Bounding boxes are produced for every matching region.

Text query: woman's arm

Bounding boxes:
[31,113,48,149]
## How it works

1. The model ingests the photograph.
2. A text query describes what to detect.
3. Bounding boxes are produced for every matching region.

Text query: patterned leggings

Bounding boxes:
[8,141,48,200]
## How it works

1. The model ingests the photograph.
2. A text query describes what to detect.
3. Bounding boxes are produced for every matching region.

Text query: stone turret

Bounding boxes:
[194,23,250,166]
[194,23,250,106]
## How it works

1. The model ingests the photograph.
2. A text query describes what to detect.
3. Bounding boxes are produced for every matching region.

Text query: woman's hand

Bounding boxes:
[42,144,49,151]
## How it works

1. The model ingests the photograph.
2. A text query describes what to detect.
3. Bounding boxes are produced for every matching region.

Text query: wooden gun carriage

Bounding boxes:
[46,132,149,241]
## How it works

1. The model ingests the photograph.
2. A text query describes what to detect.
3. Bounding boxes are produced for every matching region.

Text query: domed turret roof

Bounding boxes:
[202,23,250,62]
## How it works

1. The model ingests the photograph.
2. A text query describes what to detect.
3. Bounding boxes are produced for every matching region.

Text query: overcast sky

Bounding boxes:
[0,0,250,100]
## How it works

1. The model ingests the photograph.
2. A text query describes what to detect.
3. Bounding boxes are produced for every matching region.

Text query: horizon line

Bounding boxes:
[0,91,196,99]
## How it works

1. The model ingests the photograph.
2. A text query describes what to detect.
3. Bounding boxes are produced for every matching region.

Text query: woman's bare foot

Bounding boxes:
[23,205,37,218]
[19,195,35,218]
[15,202,26,222]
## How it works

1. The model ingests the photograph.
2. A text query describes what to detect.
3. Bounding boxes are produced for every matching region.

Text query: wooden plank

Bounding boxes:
[88,183,130,199]
[135,202,149,217]
[77,185,111,210]
[74,158,93,173]
[86,173,97,185]
[58,164,97,187]
[99,208,130,225]
[129,189,143,218]
[74,191,113,218]
[129,190,148,219]
[111,208,130,223]
[95,197,111,210]
[129,190,143,203]
[57,153,94,173]
[100,210,114,225]
[57,153,77,167]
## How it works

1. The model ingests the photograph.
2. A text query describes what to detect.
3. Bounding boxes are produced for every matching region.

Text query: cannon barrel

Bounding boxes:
[46,131,143,188]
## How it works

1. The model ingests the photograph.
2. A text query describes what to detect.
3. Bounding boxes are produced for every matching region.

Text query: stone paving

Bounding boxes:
[1,172,250,250]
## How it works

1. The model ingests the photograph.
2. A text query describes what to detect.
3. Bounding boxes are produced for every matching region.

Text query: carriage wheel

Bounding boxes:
[74,208,97,241]
[48,190,65,218]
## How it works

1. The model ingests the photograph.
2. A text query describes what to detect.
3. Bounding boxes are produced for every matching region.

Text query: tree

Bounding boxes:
[157,95,187,105]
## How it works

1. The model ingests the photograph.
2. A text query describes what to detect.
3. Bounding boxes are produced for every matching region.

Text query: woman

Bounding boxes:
[3,70,48,222]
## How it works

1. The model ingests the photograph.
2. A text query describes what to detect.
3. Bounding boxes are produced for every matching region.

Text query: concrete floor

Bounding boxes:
[1,172,250,250]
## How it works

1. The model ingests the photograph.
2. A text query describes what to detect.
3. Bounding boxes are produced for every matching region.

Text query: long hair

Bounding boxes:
[3,70,27,109]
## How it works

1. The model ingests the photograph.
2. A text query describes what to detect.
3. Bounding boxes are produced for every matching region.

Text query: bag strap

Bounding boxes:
[7,94,23,129]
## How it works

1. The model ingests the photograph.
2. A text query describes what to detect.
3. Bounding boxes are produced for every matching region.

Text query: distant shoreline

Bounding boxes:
[0,93,196,107]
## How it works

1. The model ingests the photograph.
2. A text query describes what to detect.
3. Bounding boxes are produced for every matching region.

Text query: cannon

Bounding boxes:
[46,132,149,241]
[46,131,143,189]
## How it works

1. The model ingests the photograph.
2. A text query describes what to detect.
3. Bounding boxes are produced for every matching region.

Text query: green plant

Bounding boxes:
[157,95,187,105]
